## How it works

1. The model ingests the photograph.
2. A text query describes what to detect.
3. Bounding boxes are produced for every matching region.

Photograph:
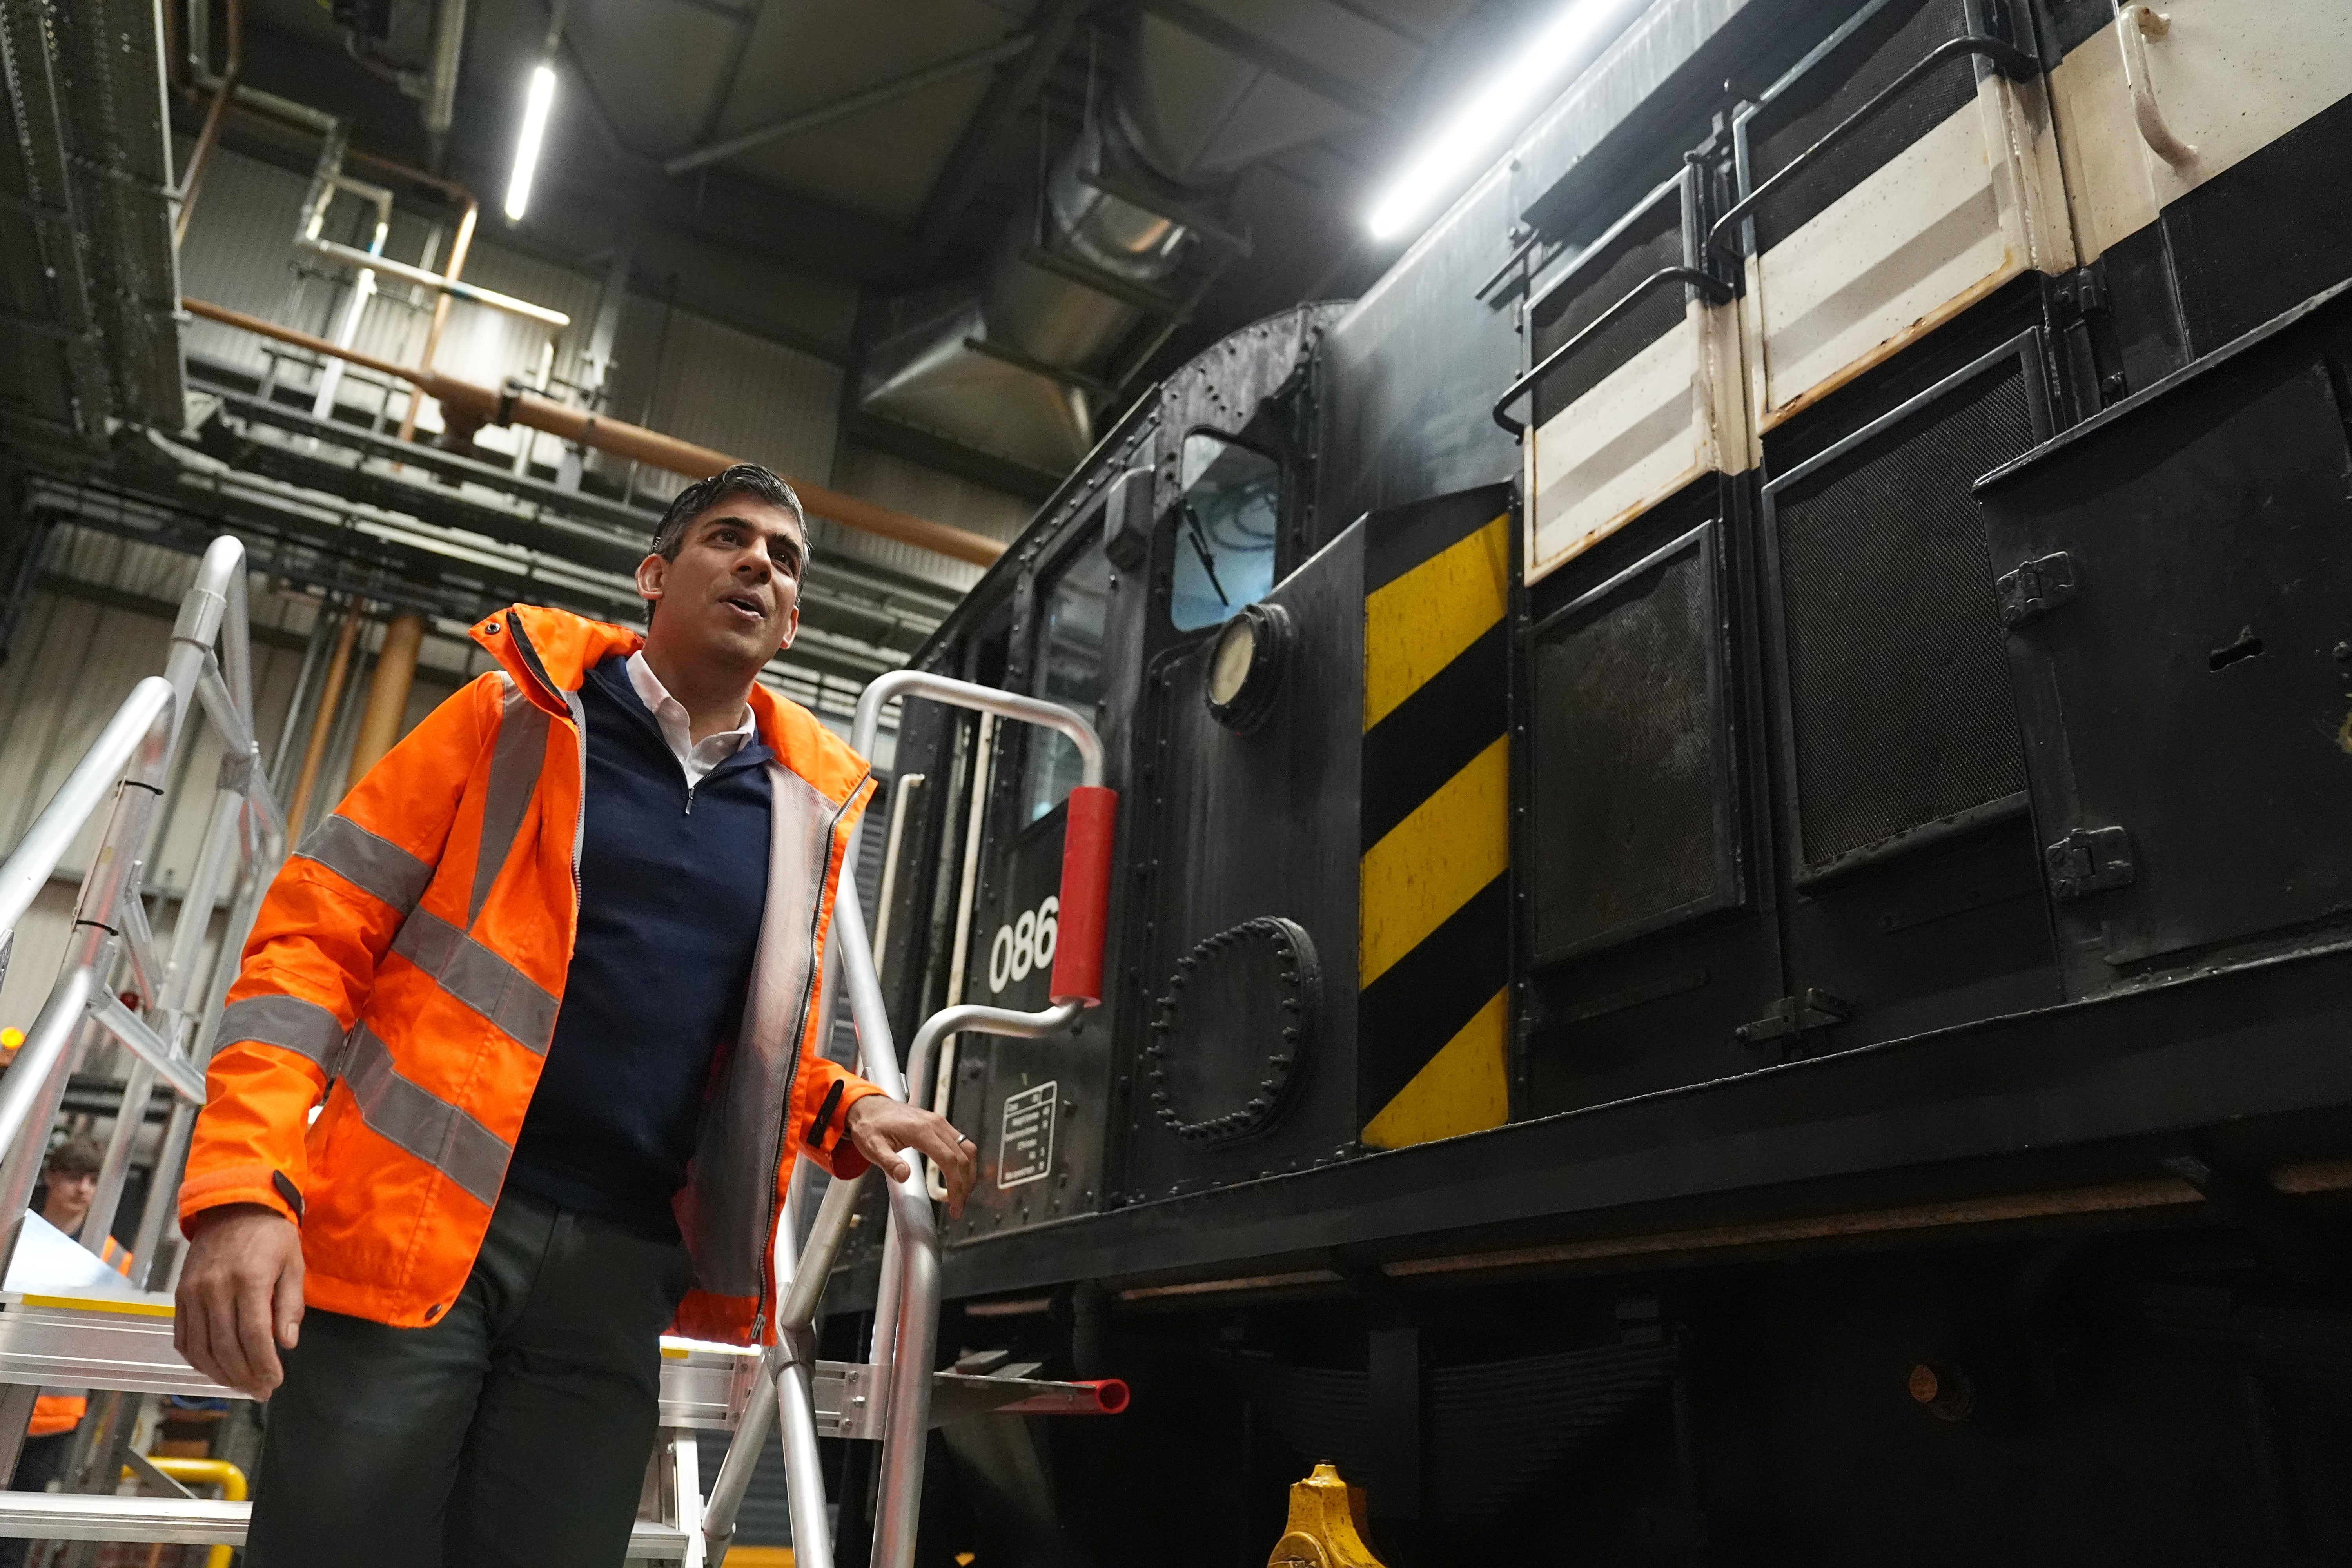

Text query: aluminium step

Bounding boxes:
[0,1290,1126,1434]
[0,1494,693,1560]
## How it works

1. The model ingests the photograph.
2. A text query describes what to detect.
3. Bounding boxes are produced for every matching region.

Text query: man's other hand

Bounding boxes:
[844,1096,978,1217]
[176,1203,304,1399]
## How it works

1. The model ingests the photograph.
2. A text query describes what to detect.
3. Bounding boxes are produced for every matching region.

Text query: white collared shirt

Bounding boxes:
[625,651,755,788]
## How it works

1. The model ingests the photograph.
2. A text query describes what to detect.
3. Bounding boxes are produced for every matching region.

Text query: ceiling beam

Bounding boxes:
[666,33,1038,176]
[1138,0,1396,125]
[913,0,1097,260]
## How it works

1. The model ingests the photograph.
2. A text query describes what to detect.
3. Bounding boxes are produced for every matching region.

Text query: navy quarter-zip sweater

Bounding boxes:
[505,654,773,1235]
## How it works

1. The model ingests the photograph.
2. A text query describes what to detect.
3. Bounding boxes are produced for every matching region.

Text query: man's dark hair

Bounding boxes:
[650,463,810,564]
[44,1135,103,1179]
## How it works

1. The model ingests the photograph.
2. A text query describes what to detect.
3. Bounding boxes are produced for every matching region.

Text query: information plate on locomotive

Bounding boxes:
[998,1082,1058,1189]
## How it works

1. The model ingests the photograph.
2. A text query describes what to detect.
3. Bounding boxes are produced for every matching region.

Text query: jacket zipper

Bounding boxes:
[754,772,869,1344]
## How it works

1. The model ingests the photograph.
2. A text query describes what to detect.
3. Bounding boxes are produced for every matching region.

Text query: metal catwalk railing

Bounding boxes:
[0,570,1127,1563]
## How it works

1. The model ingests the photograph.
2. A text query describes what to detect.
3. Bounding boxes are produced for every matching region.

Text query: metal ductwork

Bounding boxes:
[858,8,1373,475]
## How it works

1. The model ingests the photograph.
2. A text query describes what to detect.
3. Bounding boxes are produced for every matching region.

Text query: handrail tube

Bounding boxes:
[153,861,273,1295]
[296,237,573,327]
[851,671,1105,789]
[194,659,255,768]
[698,1347,779,1556]
[829,881,942,1568]
[113,882,162,1010]
[0,679,173,941]
[86,995,206,1105]
[776,1171,868,1334]
[872,1175,941,1568]
[1704,34,2041,265]
[775,1339,838,1568]
[2118,6,2197,169]
[1492,265,1733,436]
[904,1002,1083,1166]
[157,795,244,1043]
[0,969,98,1280]
[78,1060,160,1256]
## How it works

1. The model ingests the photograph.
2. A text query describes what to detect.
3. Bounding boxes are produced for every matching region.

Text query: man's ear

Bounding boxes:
[635,552,667,607]
[777,602,800,654]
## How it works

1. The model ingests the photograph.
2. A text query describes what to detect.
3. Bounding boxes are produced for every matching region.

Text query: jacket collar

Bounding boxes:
[471,604,873,806]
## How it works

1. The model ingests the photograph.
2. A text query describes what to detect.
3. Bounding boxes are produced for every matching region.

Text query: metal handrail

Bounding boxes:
[852,668,1106,788]
[1492,264,1735,436]
[0,681,174,942]
[708,676,1118,1568]
[1705,33,2040,268]
[0,534,285,1301]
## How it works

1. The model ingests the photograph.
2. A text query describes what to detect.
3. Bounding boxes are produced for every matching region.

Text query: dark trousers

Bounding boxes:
[246,1190,692,1568]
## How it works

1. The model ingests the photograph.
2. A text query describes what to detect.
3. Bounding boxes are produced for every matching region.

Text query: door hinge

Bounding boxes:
[1996,550,2078,627]
[1735,988,1850,1046]
[2049,263,2107,322]
[2045,824,2136,900]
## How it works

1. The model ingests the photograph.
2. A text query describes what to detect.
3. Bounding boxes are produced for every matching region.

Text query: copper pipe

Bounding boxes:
[286,606,362,836]
[396,198,477,444]
[184,297,1009,567]
[173,0,244,247]
[343,612,424,791]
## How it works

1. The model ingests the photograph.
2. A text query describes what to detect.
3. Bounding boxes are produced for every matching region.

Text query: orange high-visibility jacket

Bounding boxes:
[180,605,882,1344]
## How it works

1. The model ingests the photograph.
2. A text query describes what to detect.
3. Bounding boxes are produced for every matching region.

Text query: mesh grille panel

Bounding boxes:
[1531,192,1688,426]
[1747,0,1978,253]
[1531,541,1725,957]
[1773,356,2031,870]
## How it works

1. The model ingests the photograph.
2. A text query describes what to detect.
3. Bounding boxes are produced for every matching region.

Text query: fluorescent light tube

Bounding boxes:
[504,63,557,222]
[1365,0,1646,241]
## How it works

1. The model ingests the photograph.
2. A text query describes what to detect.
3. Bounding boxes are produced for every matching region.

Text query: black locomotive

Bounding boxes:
[826,0,2352,1561]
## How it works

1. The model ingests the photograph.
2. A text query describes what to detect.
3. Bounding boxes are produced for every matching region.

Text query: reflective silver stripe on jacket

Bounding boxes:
[470,683,550,925]
[342,1026,510,1207]
[297,815,433,913]
[215,994,347,1071]
[390,908,560,1056]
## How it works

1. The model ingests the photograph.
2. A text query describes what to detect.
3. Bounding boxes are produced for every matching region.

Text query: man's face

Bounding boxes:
[43,1170,96,1234]
[637,495,806,667]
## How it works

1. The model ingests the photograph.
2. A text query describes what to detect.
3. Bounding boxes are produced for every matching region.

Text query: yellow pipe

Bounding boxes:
[125,1457,247,1568]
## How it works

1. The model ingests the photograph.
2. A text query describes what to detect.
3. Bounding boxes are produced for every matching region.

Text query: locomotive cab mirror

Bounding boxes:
[1170,428,1281,631]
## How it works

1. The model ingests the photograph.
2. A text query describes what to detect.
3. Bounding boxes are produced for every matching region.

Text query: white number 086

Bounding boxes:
[987,895,1059,994]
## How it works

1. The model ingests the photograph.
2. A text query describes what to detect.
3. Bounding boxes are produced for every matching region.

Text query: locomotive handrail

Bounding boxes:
[851,669,1115,1007]
[707,676,1121,1568]
[1492,265,1735,436]
[2118,6,2197,169]
[1704,33,2041,269]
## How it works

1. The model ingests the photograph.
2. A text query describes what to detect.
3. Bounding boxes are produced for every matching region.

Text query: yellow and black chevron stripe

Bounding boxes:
[1358,487,1513,1150]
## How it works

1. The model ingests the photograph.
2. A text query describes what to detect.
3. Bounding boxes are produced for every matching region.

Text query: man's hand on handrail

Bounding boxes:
[175,1203,304,1399]
[845,1096,978,1217]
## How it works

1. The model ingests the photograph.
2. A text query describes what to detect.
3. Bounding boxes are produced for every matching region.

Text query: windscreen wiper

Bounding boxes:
[1182,504,1230,606]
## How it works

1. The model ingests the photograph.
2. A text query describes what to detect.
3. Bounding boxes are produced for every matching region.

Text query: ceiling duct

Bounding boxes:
[859,7,1374,477]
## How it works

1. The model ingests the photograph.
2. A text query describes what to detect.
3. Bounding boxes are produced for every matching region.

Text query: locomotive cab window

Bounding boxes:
[1169,430,1281,632]
[1019,533,1114,826]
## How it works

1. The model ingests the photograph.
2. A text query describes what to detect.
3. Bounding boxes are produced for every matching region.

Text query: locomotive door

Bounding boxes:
[935,530,1120,1239]
[2043,0,2352,392]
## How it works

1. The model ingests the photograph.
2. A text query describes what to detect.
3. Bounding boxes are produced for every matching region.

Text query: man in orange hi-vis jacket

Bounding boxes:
[173,464,975,1566]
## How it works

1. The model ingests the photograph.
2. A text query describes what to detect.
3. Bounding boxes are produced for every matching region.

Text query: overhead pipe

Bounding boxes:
[423,0,469,172]
[173,0,244,246]
[182,298,1009,567]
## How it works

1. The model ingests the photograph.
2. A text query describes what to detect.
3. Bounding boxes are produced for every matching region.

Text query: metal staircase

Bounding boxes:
[0,541,1126,1563]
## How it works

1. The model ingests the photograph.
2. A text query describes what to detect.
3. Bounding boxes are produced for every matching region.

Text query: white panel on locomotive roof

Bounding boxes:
[1743,73,2073,431]
[2049,0,2352,263]
[1524,297,1744,585]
